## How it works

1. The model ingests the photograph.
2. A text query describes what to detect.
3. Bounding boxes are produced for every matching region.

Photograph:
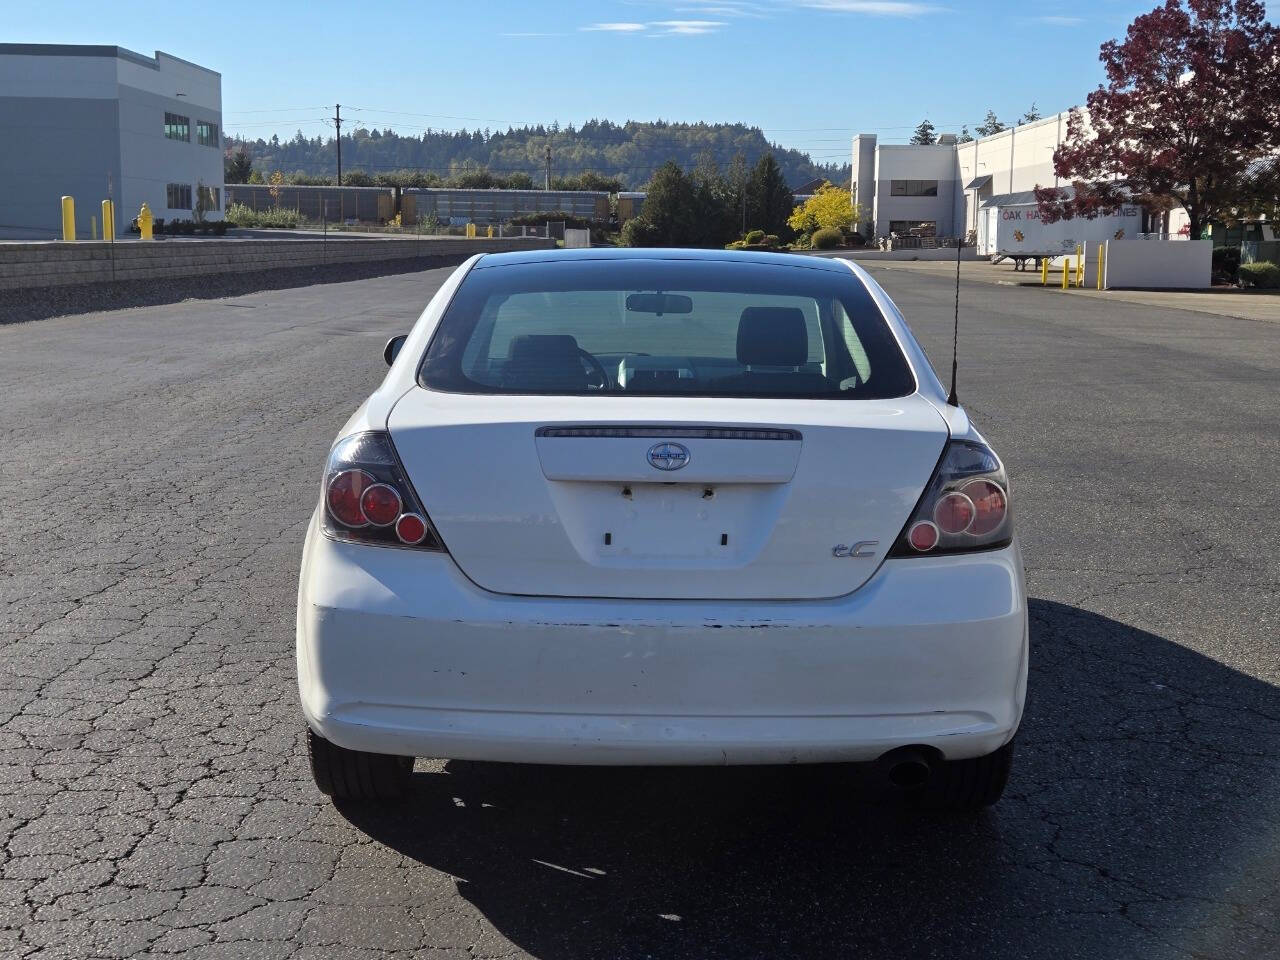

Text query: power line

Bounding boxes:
[223,119,331,129]
[222,105,329,114]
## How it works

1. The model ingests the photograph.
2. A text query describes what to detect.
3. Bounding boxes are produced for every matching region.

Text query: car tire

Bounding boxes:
[307,727,414,801]
[918,739,1015,811]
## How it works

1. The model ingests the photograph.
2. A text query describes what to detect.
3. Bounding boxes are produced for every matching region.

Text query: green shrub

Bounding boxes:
[811,227,843,249]
[621,217,664,247]
[224,203,258,227]
[222,203,300,229]
[257,208,301,228]
[745,229,766,244]
[1239,261,1280,288]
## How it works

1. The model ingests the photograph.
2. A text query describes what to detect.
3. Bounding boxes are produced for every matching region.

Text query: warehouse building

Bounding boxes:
[0,43,223,238]
[852,112,1086,243]
[851,109,1203,248]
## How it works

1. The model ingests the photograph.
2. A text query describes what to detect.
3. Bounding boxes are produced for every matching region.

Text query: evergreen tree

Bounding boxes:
[909,119,937,145]
[725,152,750,235]
[224,147,253,184]
[746,153,794,237]
[1019,102,1042,125]
[631,162,699,246]
[690,153,739,248]
[975,110,1007,137]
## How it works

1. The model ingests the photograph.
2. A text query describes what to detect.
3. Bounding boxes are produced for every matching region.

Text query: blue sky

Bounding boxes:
[10,0,1167,157]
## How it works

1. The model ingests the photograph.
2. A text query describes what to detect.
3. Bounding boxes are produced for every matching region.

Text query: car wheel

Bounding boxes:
[306,727,414,801]
[918,739,1015,811]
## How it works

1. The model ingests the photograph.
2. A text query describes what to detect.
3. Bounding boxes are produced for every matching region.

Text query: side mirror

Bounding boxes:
[383,334,408,367]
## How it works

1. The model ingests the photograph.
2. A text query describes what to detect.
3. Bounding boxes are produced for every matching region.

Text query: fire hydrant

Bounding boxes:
[138,202,154,240]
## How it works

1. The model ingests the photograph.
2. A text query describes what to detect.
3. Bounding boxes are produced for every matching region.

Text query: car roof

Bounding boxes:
[473,247,854,274]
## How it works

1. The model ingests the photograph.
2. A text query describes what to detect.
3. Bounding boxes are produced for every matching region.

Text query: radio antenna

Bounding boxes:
[947,234,962,407]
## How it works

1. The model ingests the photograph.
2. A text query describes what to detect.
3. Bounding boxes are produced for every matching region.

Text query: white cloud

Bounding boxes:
[577,0,937,39]
[651,19,728,33]
[672,1,772,16]
[581,22,649,31]
[581,19,726,36]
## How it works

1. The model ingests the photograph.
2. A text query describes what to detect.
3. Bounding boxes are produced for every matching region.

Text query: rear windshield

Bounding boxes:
[420,258,916,399]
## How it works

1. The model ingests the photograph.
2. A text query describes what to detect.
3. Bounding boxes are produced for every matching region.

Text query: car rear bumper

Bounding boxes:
[296,517,1028,765]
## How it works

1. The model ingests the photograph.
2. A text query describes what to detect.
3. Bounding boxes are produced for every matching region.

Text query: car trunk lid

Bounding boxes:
[387,392,948,600]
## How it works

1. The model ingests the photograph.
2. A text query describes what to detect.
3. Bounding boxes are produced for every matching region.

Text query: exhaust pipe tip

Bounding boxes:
[877,746,938,790]
[888,757,932,789]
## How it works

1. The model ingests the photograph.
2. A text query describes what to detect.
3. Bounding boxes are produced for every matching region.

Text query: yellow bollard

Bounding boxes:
[465,222,476,238]
[1097,244,1106,290]
[1041,257,1048,286]
[486,224,494,238]
[1062,258,1070,290]
[138,202,153,240]
[101,199,116,240]
[61,196,76,241]
[90,216,97,241]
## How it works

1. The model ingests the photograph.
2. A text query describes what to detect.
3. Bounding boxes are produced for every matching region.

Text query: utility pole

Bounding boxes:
[544,144,551,191]
[334,104,342,186]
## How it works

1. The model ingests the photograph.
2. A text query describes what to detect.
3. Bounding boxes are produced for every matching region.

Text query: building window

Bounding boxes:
[196,120,219,147]
[889,179,939,197]
[166,183,193,210]
[889,220,937,237]
[197,185,220,212]
[164,112,190,141]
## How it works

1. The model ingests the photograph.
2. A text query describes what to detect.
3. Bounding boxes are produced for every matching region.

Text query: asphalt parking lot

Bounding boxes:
[2,262,1278,960]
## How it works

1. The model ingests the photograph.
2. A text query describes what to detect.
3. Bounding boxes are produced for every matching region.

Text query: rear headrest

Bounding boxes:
[509,334,581,360]
[736,307,809,367]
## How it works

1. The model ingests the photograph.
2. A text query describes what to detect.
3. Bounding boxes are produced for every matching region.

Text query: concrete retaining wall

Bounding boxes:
[0,235,557,290]
[1104,238,1211,290]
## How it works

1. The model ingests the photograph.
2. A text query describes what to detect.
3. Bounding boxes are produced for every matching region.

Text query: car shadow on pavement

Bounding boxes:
[338,599,1280,960]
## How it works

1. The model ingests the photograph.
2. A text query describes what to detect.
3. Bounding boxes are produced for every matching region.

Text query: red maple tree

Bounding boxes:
[1036,0,1280,239]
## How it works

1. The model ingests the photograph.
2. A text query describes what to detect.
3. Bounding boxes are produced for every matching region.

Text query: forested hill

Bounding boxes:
[227,120,849,189]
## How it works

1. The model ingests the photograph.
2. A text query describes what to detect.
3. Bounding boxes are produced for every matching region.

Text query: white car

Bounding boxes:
[297,249,1027,810]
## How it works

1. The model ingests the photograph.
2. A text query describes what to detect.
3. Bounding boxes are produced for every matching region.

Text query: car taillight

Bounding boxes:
[890,440,1012,556]
[320,431,445,551]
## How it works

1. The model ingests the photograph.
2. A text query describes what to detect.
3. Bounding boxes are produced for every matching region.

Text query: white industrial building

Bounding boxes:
[851,109,1192,250]
[0,44,224,238]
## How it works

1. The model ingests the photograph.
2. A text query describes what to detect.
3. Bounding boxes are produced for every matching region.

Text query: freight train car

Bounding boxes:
[403,188,609,225]
[616,192,646,222]
[225,184,613,226]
